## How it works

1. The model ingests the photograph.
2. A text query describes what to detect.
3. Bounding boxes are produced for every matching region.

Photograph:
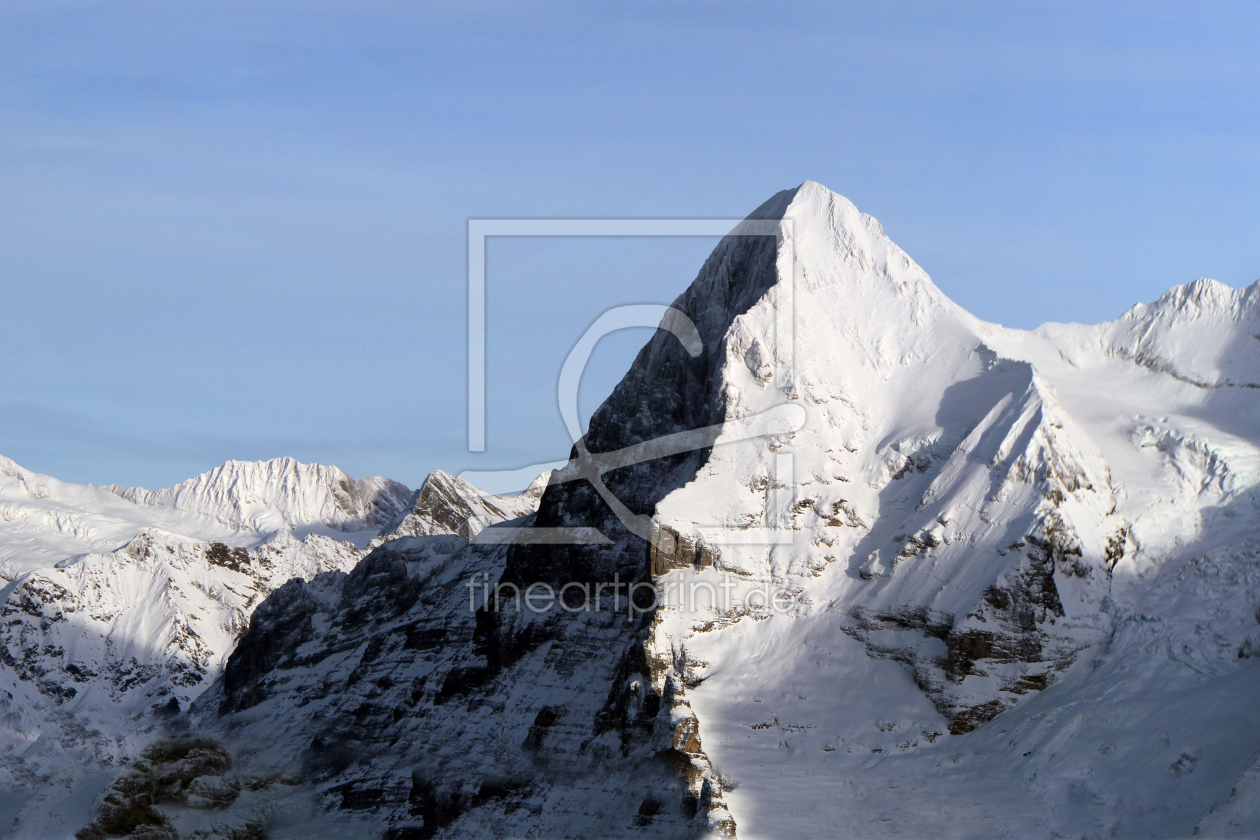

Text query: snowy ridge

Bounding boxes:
[0,455,412,581]
[104,457,412,536]
[372,468,548,544]
[1122,276,1260,323]
[1030,277,1260,391]
[848,364,1123,729]
[0,457,247,581]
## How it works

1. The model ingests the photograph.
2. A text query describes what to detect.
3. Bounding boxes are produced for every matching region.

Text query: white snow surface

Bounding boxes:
[638,182,1260,838]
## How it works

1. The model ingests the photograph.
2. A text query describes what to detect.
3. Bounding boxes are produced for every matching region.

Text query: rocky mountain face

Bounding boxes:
[9,181,1260,839]
[373,469,550,544]
[168,534,716,840]
[140,210,809,840]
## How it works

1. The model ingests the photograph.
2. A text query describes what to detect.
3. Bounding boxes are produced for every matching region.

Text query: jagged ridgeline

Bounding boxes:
[6,181,1260,839]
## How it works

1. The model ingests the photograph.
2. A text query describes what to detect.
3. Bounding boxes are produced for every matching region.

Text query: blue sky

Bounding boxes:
[1,1,1258,491]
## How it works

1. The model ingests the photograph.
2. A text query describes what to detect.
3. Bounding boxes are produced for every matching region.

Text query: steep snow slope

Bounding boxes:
[41,182,1260,839]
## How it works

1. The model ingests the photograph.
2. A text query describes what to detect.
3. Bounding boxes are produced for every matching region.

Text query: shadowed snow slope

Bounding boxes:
[13,182,1260,840]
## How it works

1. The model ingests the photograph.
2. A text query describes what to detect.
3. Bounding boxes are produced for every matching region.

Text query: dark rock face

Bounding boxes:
[504,196,788,592]
[78,739,235,840]
[192,536,718,838]
[219,573,340,714]
[345,476,416,530]
[377,470,546,542]
[184,196,801,839]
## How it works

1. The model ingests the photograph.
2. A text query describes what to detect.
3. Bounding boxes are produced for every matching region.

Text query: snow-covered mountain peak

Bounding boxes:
[0,454,23,479]
[104,456,412,536]
[700,181,958,328]
[1121,276,1260,324]
[584,181,983,464]
[782,181,960,315]
[372,468,547,544]
[1084,278,1260,390]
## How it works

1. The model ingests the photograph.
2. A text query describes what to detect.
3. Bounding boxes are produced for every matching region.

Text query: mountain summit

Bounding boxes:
[103,457,412,535]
